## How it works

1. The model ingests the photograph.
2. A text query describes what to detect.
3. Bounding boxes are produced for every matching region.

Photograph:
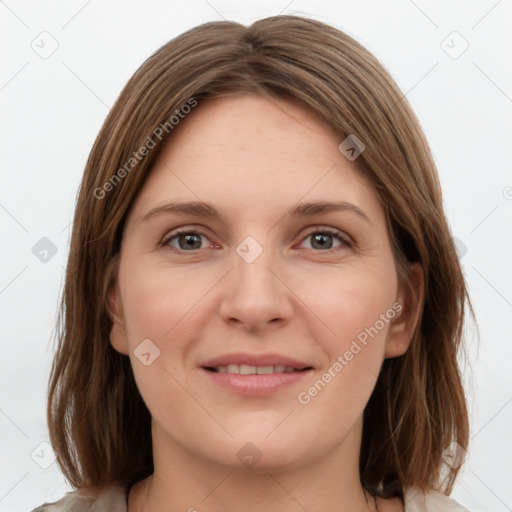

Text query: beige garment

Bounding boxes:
[31,485,471,511]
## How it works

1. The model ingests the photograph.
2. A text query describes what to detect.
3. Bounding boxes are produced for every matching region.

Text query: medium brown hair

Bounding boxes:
[48,14,474,499]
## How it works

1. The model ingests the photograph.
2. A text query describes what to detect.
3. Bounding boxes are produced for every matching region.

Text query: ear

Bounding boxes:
[385,262,424,358]
[108,282,130,356]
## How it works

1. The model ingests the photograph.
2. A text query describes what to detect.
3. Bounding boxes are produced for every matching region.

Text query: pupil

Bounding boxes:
[180,234,201,250]
[312,233,332,249]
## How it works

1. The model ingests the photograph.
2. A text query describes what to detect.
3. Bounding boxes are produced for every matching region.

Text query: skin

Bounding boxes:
[109,95,424,512]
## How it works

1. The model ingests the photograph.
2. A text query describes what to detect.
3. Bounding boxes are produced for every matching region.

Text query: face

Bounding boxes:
[109,95,422,471]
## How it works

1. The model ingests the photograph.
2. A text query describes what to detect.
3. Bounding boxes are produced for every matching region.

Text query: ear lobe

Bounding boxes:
[108,283,130,356]
[385,263,424,358]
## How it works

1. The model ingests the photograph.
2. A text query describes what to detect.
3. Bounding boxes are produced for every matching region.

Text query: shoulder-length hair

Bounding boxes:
[48,14,474,499]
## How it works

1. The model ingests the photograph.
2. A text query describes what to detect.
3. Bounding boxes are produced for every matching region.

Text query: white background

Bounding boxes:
[1,1,511,510]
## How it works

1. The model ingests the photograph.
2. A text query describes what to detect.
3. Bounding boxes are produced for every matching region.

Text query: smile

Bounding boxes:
[206,364,306,374]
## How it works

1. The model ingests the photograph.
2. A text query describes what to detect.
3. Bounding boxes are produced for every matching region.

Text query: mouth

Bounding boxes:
[199,353,314,396]
[203,364,313,374]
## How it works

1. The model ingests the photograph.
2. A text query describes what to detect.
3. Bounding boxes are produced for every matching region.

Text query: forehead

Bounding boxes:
[160,94,341,162]
[127,95,384,228]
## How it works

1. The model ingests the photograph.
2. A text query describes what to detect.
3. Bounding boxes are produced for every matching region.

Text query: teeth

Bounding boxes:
[256,366,274,374]
[239,364,256,375]
[212,364,300,374]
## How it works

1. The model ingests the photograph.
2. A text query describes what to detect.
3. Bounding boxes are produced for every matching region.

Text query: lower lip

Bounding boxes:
[200,368,312,396]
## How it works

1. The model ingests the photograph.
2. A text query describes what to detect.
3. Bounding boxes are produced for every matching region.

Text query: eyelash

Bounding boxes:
[159,227,354,254]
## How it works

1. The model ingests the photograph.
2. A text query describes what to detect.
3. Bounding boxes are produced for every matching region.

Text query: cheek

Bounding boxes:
[300,259,397,346]
[294,259,396,407]
[117,262,219,401]
[296,286,389,437]
[117,266,207,421]
[120,262,211,342]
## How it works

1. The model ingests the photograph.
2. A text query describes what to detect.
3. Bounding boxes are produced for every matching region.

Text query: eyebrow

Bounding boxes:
[142,200,372,225]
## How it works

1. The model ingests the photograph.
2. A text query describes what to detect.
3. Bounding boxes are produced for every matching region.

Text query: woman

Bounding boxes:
[32,15,473,512]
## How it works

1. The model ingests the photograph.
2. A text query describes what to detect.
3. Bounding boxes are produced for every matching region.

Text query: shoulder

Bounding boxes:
[29,484,128,512]
[404,486,471,511]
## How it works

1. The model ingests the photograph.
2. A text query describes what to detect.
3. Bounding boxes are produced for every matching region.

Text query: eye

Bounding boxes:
[298,228,353,252]
[161,230,215,251]
[160,227,353,253]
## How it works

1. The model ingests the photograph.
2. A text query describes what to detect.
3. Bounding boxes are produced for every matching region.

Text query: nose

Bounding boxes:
[219,242,294,333]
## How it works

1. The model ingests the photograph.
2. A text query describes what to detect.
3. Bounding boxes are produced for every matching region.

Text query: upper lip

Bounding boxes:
[200,352,313,370]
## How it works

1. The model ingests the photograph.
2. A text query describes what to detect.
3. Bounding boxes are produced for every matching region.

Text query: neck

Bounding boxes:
[129,417,383,512]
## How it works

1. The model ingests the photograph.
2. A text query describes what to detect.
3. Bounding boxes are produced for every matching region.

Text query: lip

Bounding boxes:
[200,367,313,396]
[200,352,313,370]
[199,352,314,397]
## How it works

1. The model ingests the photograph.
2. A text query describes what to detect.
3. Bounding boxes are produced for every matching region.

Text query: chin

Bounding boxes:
[212,428,318,472]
